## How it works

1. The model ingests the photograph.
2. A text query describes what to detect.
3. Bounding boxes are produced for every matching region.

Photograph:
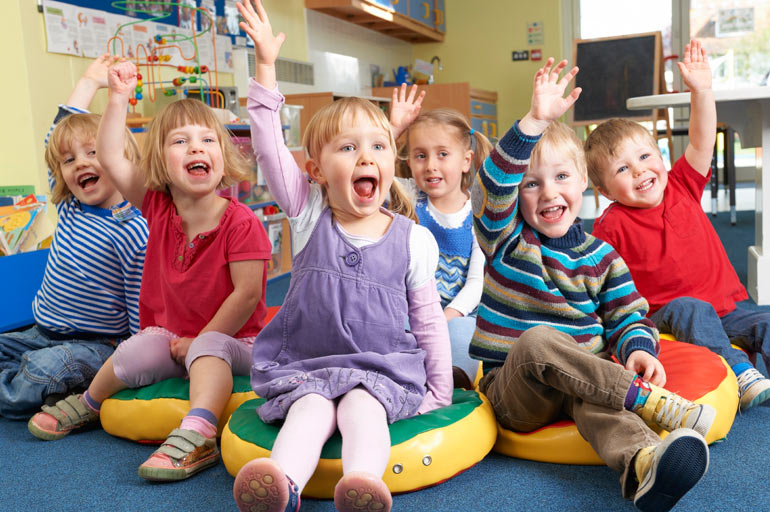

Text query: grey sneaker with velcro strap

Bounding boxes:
[138,427,220,481]
[28,394,99,441]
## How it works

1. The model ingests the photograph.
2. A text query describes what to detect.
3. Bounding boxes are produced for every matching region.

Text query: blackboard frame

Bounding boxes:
[570,31,662,126]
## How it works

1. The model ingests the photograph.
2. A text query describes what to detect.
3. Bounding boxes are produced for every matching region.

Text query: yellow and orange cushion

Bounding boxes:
[221,389,498,498]
[492,335,739,465]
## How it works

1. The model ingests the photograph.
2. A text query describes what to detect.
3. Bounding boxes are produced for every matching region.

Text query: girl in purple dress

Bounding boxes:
[234,2,453,511]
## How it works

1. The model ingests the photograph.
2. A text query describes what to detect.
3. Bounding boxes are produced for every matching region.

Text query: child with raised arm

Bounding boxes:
[27,59,273,483]
[235,1,452,510]
[0,54,147,419]
[388,84,493,386]
[586,40,770,412]
[472,58,714,512]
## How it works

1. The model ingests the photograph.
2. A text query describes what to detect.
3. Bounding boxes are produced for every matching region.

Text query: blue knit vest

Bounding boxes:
[415,193,474,305]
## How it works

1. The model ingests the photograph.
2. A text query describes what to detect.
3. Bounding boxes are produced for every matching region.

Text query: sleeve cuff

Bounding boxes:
[622,337,658,364]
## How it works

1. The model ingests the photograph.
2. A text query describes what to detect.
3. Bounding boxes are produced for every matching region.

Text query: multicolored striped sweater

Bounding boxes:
[469,121,658,369]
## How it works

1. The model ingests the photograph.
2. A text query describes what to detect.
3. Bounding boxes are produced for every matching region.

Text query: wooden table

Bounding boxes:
[627,87,770,305]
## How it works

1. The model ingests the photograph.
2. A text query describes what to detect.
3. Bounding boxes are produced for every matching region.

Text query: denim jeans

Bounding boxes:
[0,325,116,419]
[650,297,770,370]
[447,314,480,382]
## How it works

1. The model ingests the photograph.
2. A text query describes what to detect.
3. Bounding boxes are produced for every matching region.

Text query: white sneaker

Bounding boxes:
[639,386,716,438]
[737,368,770,411]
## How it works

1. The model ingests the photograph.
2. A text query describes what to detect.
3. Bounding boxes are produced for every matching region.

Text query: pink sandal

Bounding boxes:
[234,458,300,512]
[334,471,392,512]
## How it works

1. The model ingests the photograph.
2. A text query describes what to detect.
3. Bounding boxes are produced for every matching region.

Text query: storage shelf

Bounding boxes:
[305,0,444,43]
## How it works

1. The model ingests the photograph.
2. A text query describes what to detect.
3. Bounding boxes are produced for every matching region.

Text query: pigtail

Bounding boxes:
[388,178,417,222]
[463,129,493,192]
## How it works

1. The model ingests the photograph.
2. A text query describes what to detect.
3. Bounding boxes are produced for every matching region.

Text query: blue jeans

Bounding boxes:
[448,314,480,383]
[0,326,116,419]
[650,297,770,370]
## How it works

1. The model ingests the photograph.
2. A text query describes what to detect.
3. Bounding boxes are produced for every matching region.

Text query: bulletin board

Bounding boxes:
[570,32,662,126]
[41,0,246,70]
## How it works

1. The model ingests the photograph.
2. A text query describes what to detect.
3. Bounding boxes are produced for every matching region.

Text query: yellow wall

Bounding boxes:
[413,0,564,133]
[2,0,306,195]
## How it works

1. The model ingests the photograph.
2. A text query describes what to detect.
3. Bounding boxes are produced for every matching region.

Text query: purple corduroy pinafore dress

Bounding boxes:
[250,207,427,424]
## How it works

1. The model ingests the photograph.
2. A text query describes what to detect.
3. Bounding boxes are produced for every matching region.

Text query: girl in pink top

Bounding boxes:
[27,60,272,483]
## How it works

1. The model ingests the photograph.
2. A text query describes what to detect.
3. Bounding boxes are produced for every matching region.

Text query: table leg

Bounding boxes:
[747,101,770,304]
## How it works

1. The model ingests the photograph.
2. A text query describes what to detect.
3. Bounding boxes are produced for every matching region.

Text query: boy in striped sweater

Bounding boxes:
[0,55,147,419]
[471,58,713,512]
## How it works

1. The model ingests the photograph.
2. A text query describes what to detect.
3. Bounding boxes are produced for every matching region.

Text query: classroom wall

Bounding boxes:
[2,0,304,196]
[413,0,565,133]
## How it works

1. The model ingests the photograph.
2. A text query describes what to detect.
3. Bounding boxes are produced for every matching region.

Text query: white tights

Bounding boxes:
[269,388,391,492]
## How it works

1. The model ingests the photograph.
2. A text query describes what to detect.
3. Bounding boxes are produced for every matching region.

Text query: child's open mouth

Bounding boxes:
[186,161,210,177]
[426,177,442,186]
[636,178,655,192]
[353,176,378,201]
[540,205,566,221]
[77,173,100,190]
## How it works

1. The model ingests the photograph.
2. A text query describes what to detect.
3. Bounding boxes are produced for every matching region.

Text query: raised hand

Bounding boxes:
[530,58,581,123]
[390,83,426,140]
[108,60,138,97]
[82,53,123,89]
[678,39,712,92]
[237,0,285,68]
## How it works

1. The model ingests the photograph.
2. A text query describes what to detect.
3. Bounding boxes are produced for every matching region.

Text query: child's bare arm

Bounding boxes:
[66,54,121,109]
[237,0,285,90]
[390,84,426,141]
[198,259,265,336]
[96,61,146,209]
[680,39,716,176]
[519,58,582,137]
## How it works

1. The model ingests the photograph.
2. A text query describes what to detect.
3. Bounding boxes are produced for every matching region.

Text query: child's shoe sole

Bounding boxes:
[334,471,392,512]
[233,458,299,512]
[634,428,709,512]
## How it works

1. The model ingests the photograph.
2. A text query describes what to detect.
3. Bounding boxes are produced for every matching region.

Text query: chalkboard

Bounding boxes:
[570,32,661,125]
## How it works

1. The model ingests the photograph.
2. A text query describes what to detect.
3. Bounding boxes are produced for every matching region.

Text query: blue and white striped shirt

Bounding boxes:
[33,106,148,336]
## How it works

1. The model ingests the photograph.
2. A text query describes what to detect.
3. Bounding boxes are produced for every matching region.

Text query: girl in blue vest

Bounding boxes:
[236,1,453,511]
[390,85,493,386]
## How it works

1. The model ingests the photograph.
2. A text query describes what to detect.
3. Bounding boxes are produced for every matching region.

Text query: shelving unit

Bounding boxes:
[305,0,445,43]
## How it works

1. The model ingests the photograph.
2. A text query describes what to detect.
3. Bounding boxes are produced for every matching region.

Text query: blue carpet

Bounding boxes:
[3,209,769,511]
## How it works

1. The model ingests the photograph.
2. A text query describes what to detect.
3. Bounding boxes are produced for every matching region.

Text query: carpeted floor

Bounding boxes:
[2,209,769,511]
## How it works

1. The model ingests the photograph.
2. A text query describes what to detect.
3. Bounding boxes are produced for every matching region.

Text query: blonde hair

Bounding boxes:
[584,118,658,189]
[141,99,250,191]
[531,121,587,179]
[399,109,493,193]
[303,97,416,221]
[45,113,140,205]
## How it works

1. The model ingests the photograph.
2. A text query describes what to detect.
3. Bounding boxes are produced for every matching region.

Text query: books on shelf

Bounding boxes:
[0,194,53,257]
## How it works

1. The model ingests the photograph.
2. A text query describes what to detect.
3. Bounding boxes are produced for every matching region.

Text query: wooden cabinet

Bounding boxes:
[282,91,391,140]
[305,0,445,43]
[372,82,498,140]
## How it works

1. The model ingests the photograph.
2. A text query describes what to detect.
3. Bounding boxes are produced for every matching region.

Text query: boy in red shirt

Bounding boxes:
[586,39,770,412]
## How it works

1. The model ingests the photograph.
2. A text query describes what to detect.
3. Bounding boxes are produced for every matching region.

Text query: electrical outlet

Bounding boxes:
[512,51,530,61]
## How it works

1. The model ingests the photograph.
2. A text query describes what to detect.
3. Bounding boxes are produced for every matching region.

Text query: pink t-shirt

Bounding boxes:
[139,190,272,337]
[591,155,747,317]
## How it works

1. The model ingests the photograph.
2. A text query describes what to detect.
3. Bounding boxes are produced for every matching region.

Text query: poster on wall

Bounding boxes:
[43,2,80,56]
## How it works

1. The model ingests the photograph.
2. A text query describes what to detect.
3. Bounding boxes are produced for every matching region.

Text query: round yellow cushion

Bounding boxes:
[221,389,497,498]
[492,336,739,465]
[100,375,256,442]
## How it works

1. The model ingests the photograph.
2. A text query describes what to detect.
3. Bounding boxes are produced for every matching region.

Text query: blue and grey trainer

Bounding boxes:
[737,368,770,411]
[634,428,709,512]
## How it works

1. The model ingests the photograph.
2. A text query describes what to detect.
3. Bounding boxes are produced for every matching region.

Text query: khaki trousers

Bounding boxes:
[479,325,661,498]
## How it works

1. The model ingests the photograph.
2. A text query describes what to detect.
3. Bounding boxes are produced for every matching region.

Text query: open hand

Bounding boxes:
[169,337,195,366]
[108,60,138,96]
[82,53,123,89]
[521,58,581,135]
[625,350,666,387]
[390,84,426,139]
[237,0,285,67]
[678,39,712,92]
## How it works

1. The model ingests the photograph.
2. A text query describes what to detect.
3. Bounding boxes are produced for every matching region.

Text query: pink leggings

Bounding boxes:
[112,327,252,388]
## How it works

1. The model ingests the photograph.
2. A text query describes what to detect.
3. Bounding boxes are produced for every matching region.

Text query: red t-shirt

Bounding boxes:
[139,190,272,337]
[591,156,747,316]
